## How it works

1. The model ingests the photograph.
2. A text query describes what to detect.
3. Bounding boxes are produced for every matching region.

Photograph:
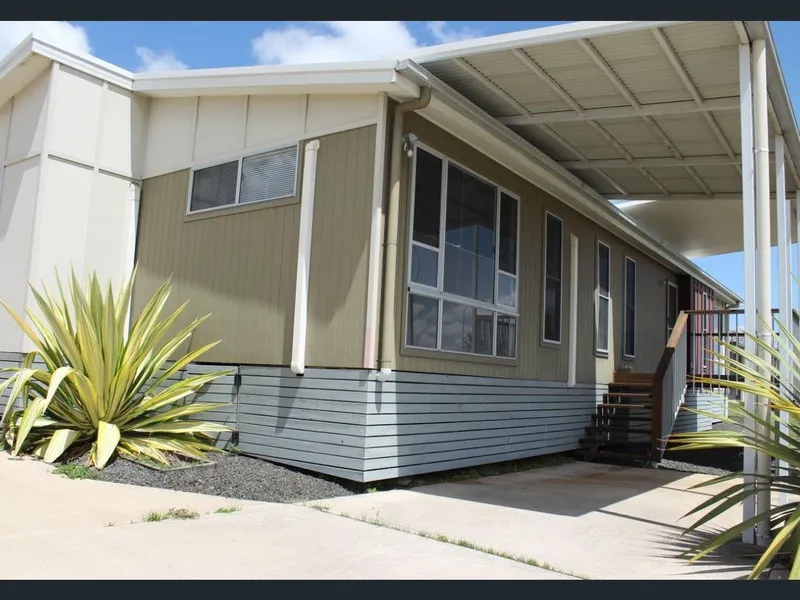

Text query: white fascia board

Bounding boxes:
[132,60,419,100]
[0,35,35,81]
[398,59,741,305]
[402,21,687,64]
[31,37,134,90]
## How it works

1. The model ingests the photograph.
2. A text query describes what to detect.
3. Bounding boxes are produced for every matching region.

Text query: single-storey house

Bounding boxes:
[2,21,797,482]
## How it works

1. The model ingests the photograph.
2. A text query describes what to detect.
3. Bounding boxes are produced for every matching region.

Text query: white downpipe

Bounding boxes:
[124,181,141,339]
[739,42,758,545]
[776,136,790,507]
[753,38,773,547]
[290,140,320,376]
[568,234,579,388]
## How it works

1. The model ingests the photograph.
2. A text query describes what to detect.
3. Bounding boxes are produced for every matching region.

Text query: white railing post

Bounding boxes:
[739,41,758,546]
[753,38,773,547]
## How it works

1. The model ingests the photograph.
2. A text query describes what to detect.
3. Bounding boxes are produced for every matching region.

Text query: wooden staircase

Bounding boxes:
[576,371,658,466]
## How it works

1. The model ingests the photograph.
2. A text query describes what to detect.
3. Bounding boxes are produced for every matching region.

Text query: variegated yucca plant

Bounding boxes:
[670,318,800,579]
[0,269,233,469]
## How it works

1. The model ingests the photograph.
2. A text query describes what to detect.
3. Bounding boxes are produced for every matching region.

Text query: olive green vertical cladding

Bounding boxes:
[305,126,375,368]
[132,125,376,367]
[394,113,677,383]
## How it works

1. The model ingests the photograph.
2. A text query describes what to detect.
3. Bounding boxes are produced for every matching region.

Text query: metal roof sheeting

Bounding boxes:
[410,21,800,206]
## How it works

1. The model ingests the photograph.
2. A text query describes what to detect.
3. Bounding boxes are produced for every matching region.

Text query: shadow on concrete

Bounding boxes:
[410,462,693,517]
[647,528,757,579]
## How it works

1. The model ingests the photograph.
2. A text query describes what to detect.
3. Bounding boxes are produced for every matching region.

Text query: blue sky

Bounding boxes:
[2,20,799,304]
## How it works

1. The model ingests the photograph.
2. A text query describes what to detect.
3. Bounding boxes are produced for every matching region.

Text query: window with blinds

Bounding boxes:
[188,144,299,213]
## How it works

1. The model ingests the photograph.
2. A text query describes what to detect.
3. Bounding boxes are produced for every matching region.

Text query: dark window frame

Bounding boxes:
[623,256,637,358]
[542,211,564,345]
[405,142,521,360]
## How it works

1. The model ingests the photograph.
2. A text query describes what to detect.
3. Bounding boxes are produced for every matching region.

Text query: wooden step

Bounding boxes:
[597,403,652,410]
[592,414,653,423]
[614,371,655,384]
[609,382,654,389]
[586,425,652,434]
[603,392,652,398]
[580,436,650,447]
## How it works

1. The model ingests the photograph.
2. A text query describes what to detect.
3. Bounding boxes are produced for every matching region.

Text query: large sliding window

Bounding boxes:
[542,212,563,344]
[624,256,637,358]
[596,241,611,355]
[406,145,519,359]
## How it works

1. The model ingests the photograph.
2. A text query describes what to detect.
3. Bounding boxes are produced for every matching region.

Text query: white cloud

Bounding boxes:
[0,21,91,58]
[135,47,188,72]
[425,21,481,44]
[252,21,481,65]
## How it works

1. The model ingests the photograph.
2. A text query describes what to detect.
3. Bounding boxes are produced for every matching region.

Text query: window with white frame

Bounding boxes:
[596,241,611,355]
[624,256,637,357]
[188,145,299,213]
[405,145,519,359]
[542,212,563,344]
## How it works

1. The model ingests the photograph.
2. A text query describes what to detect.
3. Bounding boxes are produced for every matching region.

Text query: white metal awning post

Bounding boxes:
[738,41,758,545]
[776,136,791,507]
[753,38,774,547]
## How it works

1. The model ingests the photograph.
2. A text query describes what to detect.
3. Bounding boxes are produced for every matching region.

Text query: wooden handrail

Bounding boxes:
[651,311,689,461]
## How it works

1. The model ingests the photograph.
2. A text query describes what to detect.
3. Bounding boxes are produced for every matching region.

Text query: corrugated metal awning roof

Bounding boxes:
[404,21,800,258]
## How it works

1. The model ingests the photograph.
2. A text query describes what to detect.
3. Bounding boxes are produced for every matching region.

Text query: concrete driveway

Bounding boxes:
[0,454,566,579]
[319,461,759,580]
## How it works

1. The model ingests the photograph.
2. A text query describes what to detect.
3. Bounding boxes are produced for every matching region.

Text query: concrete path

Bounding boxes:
[0,454,567,579]
[319,462,759,580]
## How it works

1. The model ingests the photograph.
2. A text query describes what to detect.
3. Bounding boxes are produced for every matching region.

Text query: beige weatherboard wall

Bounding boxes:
[394,113,679,384]
[132,91,383,366]
[0,61,146,354]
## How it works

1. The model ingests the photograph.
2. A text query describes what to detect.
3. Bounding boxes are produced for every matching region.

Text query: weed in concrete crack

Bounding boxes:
[142,508,200,522]
[214,505,241,514]
[326,509,590,580]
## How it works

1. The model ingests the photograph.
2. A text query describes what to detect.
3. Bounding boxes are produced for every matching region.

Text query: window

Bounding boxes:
[542,212,563,344]
[624,257,637,357]
[188,145,298,213]
[596,241,611,354]
[406,145,519,359]
[666,282,679,339]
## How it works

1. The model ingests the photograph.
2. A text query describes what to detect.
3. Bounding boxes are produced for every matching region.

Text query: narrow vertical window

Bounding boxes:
[666,282,678,339]
[596,242,611,354]
[624,257,637,357]
[543,213,563,344]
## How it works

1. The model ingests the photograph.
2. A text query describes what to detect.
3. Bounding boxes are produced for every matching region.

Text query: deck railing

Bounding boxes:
[651,312,689,461]
[684,308,798,392]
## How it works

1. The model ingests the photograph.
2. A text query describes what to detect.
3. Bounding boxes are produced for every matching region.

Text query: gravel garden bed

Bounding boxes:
[79,453,360,504]
[660,418,746,476]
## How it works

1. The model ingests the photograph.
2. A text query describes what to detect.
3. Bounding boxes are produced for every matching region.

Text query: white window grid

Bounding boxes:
[405,141,521,359]
[596,240,611,355]
[186,142,300,216]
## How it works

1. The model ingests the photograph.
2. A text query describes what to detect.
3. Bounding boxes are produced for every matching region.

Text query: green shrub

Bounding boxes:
[671,320,800,579]
[0,268,232,469]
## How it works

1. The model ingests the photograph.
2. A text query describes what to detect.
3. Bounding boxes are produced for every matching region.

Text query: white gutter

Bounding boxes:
[291,140,321,376]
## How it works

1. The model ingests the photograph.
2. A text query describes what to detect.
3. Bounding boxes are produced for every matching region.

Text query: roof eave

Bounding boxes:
[402,20,687,64]
[397,58,741,305]
[132,61,419,100]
